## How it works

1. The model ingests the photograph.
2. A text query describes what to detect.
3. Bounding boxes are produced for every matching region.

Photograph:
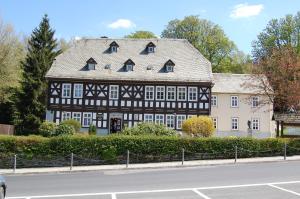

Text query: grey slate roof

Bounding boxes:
[46,38,212,83]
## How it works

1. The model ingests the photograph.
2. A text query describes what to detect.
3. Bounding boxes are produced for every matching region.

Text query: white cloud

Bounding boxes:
[230,3,264,19]
[108,19,136,29]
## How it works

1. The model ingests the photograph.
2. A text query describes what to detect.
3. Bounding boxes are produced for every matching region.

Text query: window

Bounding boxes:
[83,112,93,127]
[111,46,117,52]
[62,83,71,98]
[167,87,176,101]
[73,84,83,98]
[166,65,173,72]
[252,118,260,130]
[148,46,154,53]
[88,63,95,70]
[156,86,165,100]
[212,117,217,129]
[155,114,164,125]
[231,96,239,107]
[144,114,154,123]
[145,86,154,100]
[211,95,217,107]
[126,64,133,71]
[109,85,119,100]
[231,117,239,130]
[176,115,186,129]
[61,112,71,121]
[72,112,81,123]
[177,87,187,101]
[252,96,259,108]
[166,115,175,129]
[188,87,197,101]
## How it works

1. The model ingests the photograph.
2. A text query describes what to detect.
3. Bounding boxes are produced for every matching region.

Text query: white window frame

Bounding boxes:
[177,87,187,101]
[231,96,239,108]
[148,46,154,53]
[166,65,173,72]
[111,46,117,52]
[82,112,93,127]
[166,86,176,101]
[166,114,175,129]
[176,115,186,129]
[126,64,133,71]
[156,86,165,101]
[145,86,154,100]
[61,112,71,121]
[188,87,198,101]
[251,96,259,108]
[212,117,218,129]
[62,83,71,98]
[155,114,164,125]
[109,85,119,100]
[231,117,239,131]
[144,114,154,123]
[88,63,95,70]
[72,112,81,123]
[73,84,83,98]
[252,118,260,131]
[211,95,217,107]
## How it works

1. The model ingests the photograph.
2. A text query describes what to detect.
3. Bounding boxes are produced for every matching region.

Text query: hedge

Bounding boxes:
[0,135,299,168]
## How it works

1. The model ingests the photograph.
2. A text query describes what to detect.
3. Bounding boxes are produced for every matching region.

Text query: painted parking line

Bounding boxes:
[268,184,300,196]
[6,180,300,199]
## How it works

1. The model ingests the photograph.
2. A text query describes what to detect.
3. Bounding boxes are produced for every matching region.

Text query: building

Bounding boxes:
[45,38,213,134]
[211,73,275,138]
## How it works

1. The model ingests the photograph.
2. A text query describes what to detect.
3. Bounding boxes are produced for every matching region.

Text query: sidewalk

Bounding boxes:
[1,155,300,175]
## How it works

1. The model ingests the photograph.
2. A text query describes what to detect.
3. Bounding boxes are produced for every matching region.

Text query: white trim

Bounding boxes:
[148,46,154,53]
[177,86,187,101]
[155,114,164,125]
[251,96,259,108]
[230,96,239,108]
[176,115,186,129]
[155,86,165,101]
[251,118,260,131]
[211,95,217,107]
[231,117,239,130]
[72,112,81,123]
[144,114,154,123]
[82,112,93,127]
[109,85,119,100]
[166,114,175,129]
[61,111,71,121]
[188,87,198,101]
[62,83,71,98]
[73,83,83,98]
[111,46,117,52]
[166,86,176,101]
[145,86,154,100]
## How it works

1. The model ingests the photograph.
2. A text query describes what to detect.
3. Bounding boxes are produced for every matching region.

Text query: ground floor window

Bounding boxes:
[61,112,71,121]
[83,112,93,127]
[155,114,164,125]
[72,112,81,123]
[231,117,239,130]
[144,114,154,123]
[166,115,175,129]
[176,115,186,129]
[252,118,260,130]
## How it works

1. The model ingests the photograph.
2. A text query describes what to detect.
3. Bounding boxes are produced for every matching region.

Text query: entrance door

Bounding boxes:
[110,118,122,133]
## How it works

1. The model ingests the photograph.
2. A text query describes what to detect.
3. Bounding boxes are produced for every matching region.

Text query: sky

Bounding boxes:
[1,0,300,54]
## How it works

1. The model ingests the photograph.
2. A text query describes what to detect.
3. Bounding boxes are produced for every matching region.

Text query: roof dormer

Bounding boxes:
[86,57,97,70]
[124,59,135,71]
[110,41,119,53]
[164,59,175,72]
[146,42,156,53]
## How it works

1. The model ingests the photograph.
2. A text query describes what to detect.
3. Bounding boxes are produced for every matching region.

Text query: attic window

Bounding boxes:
[86,57,97,70]
[124,59,135,72]
[164,59,175,72]
[110,41,119,53]
[146,42,156,53]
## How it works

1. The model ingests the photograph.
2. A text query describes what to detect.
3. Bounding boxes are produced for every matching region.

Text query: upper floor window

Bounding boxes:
[110,41,119,53]
[109,85,119,100]
[176,115,186,129]
[167,86,176,101]
[166,114,175,129]
[177,87,187,101]
[156,86,165,100]
[188,87,198,101]
[124,59,135,71]
[251,96,259,108]
[73,84,83,98]
[145,86,154,100]
[62,83,71,98]
[155,114,164,125]
[252,118,260,130]
[146,42,156,53]
[231,96,239,107]
[82,112,93,127]
[231,117,239,130]
[211,95,217,107]
[86,57,97,70]
[144,114,154,123]
[164,59,175,72]
[62,112,71,121]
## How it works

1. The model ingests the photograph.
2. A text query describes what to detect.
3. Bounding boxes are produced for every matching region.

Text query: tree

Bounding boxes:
[182,116,215,137]
[125,31,157,39]
[161,15,240,72]
[57,37,76,52]
[16,15,61,135]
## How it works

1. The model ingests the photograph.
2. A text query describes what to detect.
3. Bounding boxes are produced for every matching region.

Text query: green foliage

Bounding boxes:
[125,31,157,39]
[38,121,57,137]
[101,146,117,163]
[182,116,215,137]
[54,123,75,136]
[61,119,81,132]
[121,122,177,136]
[88,124,97,135]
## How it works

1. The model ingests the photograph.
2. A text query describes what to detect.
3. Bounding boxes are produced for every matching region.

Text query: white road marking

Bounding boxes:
[111,193,117,199]
[268,184,300,196]
[192,189,211,199]
[6,180,300,199]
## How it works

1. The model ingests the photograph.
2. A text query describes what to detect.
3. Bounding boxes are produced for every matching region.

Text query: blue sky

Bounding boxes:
[1,0,300,54]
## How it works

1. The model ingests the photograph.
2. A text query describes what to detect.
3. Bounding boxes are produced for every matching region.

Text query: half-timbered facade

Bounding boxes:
[46,39,213,134]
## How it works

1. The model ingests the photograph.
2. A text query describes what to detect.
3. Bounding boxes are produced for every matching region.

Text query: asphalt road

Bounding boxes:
[3,161,300,199]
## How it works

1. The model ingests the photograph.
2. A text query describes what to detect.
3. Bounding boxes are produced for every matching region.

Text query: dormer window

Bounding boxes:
[146,42,156,53]
[124,59,135,71]
[164,59,175,72]
[86,57,97,70]
[110,41,119,53]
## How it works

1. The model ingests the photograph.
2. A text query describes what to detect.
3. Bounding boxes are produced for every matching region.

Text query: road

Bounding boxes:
[3,161,300,199]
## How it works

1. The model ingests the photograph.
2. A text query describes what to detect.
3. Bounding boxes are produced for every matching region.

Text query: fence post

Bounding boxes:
[182,148,185,165]
[234,146,238,164]
[284,142,287,160]
[70,153,74,171]
[126,150,130,168]
[13,154,17,173]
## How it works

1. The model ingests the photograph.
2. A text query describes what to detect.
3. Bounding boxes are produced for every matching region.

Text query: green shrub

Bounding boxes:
[60,119,81,132]
[182,116,214,137]
[38,121,57,137]
[101,146,117,163]
[54,124,75,136]
[88,124,97,135]
[121,122,177,136]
